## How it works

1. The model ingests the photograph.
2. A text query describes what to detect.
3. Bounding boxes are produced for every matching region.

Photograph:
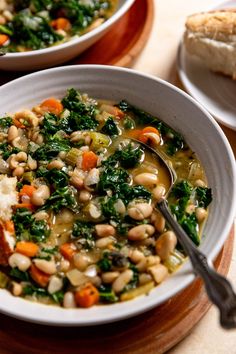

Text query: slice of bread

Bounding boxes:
[184,10,236,79]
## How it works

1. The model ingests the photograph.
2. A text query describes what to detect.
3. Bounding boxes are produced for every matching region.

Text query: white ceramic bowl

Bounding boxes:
[0,65,235,326]
[0,0,134,71]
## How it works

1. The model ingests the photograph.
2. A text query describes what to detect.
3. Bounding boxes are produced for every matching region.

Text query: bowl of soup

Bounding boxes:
[0,65,235,326]
[0,0,134,71]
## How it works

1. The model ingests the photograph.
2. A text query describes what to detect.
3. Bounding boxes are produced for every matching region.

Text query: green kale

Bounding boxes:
[36,168,69,188]
[40,246,58,254]
[0,24,13,36]
[98,166,130,194]
[32,137,71,161]
[180,213,199,245]
[123,264,139,292]
[41,113,60,138]
[101,196,119,221]
[118,100,185,156]
[99,284,118,303]
[0,143,21,160]
[97,252,112,272]
[12,208,50,243]
[42,186,77,213]
[0,116,13,128]
[195,187,212,208]
[9,10,62,51]
[72,221,95,250]
[123,116,135,130]
[101,117,119,137]
[23,283,64,304]
[9,268,29,281]
[51,291,64,304]
[171,180,193,199]
[103,143,143,169]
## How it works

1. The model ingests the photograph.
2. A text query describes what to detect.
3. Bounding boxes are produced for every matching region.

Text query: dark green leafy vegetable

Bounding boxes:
[0,143,21,160]
[123,116,135,130]
[98,166,130,193]
[9,268,29,281]
[0,117,13,128]
[72,221,95,250]
[103,143,144,169]
[101,117,119,137]
[12,208,50,243]
[32,137,71,161]
[36,168,69,188]
[195,187,212,208]
[42,186,77,213]
[118,100,185,155]
[97,252,112,272]
[99,284,118,303]
[23,283,64,304]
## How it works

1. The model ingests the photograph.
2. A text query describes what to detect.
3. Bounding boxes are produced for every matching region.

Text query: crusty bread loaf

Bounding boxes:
[184,10,236,79]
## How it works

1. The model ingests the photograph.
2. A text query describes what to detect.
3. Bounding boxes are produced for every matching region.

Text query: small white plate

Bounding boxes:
[177,0,236,131]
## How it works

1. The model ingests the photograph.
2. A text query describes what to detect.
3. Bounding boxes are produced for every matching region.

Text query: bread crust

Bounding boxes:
[186,9,236,41]
[184,9,236,79]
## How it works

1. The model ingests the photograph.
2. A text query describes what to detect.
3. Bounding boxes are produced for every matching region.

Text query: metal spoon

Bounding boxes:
[130,138,236,329]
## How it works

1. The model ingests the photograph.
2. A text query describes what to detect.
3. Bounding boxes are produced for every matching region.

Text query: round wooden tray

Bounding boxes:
[0,0,154,86]
[0,227,234,354]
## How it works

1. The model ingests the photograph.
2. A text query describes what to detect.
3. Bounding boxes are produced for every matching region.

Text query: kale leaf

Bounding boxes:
[0,117,13,128]
[72,220,95,250]
[98,284,118,303]
[36,168,69,188]
[101,117,119,137]
[0,143,21,160]
[195,187,212,208]
[32,137,71,161]
[98,166,130,194]
[42,186,77,213]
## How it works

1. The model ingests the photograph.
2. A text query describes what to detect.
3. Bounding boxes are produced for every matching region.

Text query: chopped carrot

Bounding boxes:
[114,107,125,119]
[126,129,142,139]
[13,203,34,211]
[13,117,25,129]
[60,243,76,261]
[15,241,39,258]
[138,126,161,144]
[82,151,98,171]
[4,220,15,234]
[0,223,13,266]
[0,34,9,46]
[40,98,63,115]
[29,264,50,287]
[51,17,71,31]
[74,283,99,308]
[19,185,36,198]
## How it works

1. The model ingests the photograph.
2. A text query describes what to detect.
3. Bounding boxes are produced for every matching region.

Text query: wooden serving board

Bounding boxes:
[0,227,234,354]
[0,0,154,86]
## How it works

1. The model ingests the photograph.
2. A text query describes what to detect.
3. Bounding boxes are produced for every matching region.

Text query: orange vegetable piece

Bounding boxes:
[40,98,63,115]
[0,34,9,46]
[114,107,125,119]
[29,264,50,287]
[60,243,76,260]
[0,223,13,265]
[74,283,100,308]
[13,203,34,211]
[19,185,36,198]
[82,151,98,171]
[138,126,160,144]
[13,118,25,129]
[126,129,142,139]
[4,220,15,234]
[51,17,71,31]
[15,241,39,258]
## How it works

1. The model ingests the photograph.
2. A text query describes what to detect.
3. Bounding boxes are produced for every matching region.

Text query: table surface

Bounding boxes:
[132,0,236,352]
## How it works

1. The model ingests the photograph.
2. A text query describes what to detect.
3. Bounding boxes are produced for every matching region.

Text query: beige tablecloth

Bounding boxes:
[133,0,236,353]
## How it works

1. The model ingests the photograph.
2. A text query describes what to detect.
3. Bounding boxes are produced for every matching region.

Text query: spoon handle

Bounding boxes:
[157,199,236,329]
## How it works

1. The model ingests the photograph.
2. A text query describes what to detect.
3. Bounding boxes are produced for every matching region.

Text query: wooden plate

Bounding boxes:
[0,227,233,354]
[0,0,154,86]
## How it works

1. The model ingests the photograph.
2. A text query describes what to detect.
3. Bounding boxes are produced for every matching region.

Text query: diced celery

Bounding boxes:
[164,249,185,273]
[120,281,155,301]
[65,148,81,166]
[89,132,111,150]
[0,271,9,289]
[22,171,35,183]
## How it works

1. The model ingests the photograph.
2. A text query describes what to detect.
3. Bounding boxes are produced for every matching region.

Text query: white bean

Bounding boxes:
[48,276,63,294]
[8,253,31,272]
[31,185,50,206]
[95,236,114,249]
[128,203,153,220]
[95,224,115,238]
[155,231,177,260]
[63,291,77,308]
[8,126,18,142]
[148,264,168,284]
[134,173,158,186]
[102,271,120,283]
[10,281,23,296]
[79,190,91,202]
[129,249,145,263]
[73,253,90,271]
[112,269,133,293]
[33,259,57,275]
[152,185,166,201]
[196,207,208,223]
[128,224,155,241]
